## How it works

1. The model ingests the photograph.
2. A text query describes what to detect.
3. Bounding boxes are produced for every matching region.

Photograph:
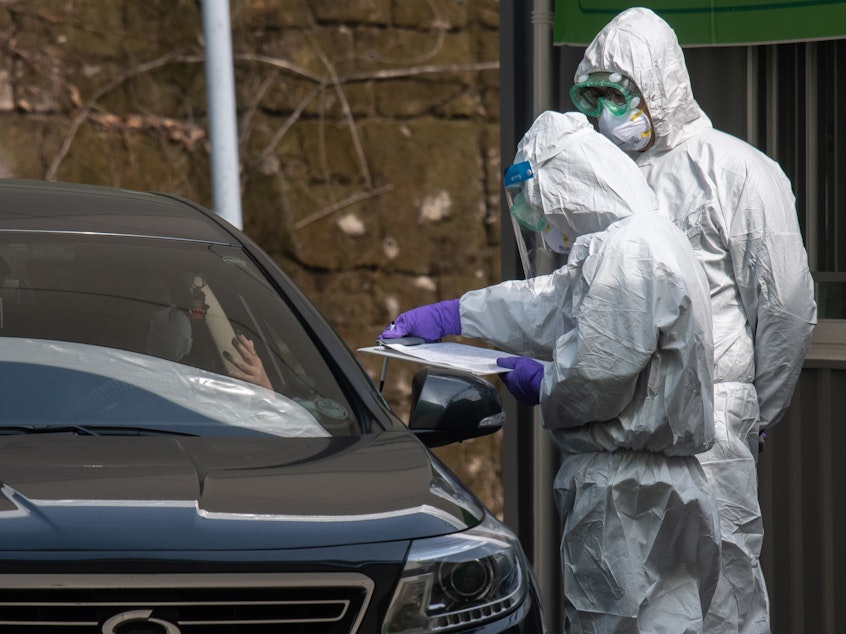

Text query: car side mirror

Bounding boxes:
[408,367,505,448]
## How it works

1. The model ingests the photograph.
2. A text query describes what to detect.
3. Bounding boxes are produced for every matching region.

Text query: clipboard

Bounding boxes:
[359,339,517,388]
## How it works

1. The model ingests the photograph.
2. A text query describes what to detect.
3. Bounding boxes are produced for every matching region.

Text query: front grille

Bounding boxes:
[0,572,374,633]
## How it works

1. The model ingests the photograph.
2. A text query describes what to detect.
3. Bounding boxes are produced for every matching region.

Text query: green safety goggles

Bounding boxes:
[570,72,641,118]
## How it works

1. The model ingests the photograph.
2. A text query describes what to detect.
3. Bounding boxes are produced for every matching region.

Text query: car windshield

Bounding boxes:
[0,233,359,437]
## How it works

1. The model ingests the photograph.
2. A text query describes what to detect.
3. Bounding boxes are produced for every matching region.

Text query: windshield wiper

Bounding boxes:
[0,425,198,437]
[78,425,199,437]
[0,425,100,436]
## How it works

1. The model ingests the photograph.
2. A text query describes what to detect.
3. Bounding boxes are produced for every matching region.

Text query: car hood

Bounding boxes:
[0,432,483,555]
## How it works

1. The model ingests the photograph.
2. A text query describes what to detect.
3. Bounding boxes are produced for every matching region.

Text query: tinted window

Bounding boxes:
[0,234,358,436]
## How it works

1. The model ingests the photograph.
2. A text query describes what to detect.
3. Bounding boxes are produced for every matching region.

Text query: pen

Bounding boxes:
[379,357,389,392]
[378,321,394,391]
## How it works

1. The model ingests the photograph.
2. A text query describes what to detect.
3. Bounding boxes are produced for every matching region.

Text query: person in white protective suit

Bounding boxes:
[380,110,722,633]
[572,8,817,633]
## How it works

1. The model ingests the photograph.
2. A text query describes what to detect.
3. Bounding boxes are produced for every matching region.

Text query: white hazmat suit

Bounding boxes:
[459,111,721,633]
[575,8,818,633]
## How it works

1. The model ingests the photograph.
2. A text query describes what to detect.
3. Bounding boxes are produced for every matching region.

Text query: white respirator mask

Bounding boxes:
[598,98,653,153]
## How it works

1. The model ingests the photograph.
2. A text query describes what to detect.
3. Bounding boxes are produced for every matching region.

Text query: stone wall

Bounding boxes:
[0,0,504,514]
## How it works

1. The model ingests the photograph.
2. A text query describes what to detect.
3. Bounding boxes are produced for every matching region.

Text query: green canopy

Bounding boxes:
[554,0,846,46]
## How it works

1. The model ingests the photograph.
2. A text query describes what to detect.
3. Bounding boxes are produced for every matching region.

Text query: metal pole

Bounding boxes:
[532,1,554,116]
[499,0,535,552]
[530,2,562,631]
[201,0,243,229]
[500,0,560,630]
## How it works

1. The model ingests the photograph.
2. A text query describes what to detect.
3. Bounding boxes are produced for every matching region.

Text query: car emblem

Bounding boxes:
[101,609,181,634]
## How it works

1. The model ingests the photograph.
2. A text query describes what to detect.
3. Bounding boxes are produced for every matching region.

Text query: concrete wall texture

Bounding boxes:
[0,0,505,513]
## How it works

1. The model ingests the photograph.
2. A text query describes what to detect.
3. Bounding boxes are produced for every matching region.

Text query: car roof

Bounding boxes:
[0,179,238,244]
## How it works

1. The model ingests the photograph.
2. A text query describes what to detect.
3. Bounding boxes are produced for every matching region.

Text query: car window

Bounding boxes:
[0,234,358,437]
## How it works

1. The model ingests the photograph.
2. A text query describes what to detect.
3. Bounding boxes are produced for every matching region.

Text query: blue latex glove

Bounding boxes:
[379,299,461,343]
[496,356,543,406]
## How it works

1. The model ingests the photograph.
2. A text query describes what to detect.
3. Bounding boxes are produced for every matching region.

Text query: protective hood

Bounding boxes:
[513,110,658,242]
[575,7,711,152]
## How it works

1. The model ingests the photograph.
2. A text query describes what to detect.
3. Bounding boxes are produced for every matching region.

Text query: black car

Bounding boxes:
[0,179,545,634]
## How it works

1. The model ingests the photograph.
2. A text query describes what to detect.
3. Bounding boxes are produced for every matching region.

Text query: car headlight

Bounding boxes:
[383,514,528,633]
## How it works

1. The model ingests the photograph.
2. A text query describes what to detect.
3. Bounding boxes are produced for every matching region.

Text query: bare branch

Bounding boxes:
[258,83,324,163]
[362,0,447,66]
[294,184,394,231]
[239,70,279,146]
[234,53,326,84]
[311,35,373,190]
[341,61,499,83]
[88,111,206,151]
[42,40,497,201]
[45,52,203,181]
[236,52,498,85]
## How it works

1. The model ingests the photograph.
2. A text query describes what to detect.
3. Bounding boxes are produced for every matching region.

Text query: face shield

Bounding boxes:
[503,161,571,279]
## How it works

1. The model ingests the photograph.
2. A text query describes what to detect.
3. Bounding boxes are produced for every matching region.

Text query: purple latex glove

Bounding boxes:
[496,356,543,406]
[379,299,461,343]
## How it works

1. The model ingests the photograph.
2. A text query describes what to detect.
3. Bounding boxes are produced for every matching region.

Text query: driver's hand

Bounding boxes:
[225,334,273,390]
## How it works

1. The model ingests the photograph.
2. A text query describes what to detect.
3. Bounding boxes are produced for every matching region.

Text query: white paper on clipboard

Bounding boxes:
[358,341,518,376]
